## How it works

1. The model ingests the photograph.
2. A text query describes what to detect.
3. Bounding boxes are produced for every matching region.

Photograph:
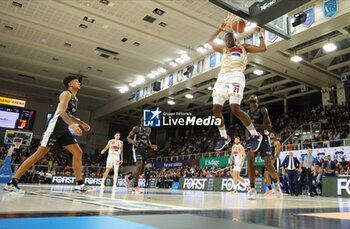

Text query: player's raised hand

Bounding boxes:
[254,27,261,33]
[70,125,82,136]
[81,123,90,132]
[218,21,227,31]
[150,145,158,150]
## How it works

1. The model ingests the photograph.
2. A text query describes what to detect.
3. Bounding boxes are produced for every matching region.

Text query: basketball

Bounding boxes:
[232,20,245,33]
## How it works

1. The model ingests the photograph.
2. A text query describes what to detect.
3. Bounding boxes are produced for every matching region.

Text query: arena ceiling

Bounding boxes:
[0,0,349,122]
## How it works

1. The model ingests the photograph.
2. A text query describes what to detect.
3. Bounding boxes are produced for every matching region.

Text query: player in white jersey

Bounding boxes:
[229,136,247,194]
[100,132,123,189]
[208,21,267,153]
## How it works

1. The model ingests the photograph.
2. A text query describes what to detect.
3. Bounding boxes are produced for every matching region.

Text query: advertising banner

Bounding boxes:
[200,156,229,168]
[178,177,265,193]
[200,156,265,168]
[52,176,157,188]
[322,176,350,197]
[152,158,199,169]
[279,146,350,162]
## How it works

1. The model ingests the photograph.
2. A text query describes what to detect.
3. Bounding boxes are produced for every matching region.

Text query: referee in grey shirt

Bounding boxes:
[296,147,317,197]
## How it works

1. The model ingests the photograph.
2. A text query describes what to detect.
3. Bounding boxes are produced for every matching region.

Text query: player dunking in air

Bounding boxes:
[208,21,267,152]
[127,117,157,193]
[4,76,90,192]
[229,136,248,194]
[100,132,123,189]
[264,131,281,196]
[245,95,282,199]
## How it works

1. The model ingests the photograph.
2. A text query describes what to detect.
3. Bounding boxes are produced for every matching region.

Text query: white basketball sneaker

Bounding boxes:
[248,188,257,200]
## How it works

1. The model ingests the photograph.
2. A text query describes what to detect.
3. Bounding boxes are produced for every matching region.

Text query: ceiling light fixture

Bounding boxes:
[157,67,166,73]
[290,55,302,62]
[118,86,129,93]
[129,82,137,87]
[169,61,177,67]
[175,58,184,64]
[196,46,206,53]
[185,94,193,99]
[152,70,160,76]
[136,77,145,84]
[323,42,336,52]
[147,73,155,78]
[167,100,175,105]
[181,54,190,61]
[253,69,264,75]
[204,43,212,49]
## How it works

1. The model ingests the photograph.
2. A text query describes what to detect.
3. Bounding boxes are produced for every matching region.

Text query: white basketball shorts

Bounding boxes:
[106,154,120,168]
[212,70,245,105]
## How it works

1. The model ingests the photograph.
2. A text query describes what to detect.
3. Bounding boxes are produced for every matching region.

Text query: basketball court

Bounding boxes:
[1,184,350,228]
[1,0,350,228]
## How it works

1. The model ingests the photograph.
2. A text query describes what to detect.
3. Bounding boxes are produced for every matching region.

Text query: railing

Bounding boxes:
[281,138,350,152]
[282,122,322,145]
[149,150,231,163]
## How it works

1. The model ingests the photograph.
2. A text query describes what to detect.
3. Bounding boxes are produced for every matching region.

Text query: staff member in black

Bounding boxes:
[296,147,317,197]
[127,117,157,193]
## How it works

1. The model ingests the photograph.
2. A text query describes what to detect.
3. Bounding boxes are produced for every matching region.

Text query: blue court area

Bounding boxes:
[0,216,157,229]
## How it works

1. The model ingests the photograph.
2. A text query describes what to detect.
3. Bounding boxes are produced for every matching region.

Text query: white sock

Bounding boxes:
[218,126,228,138]
[246,123,258,136]
[101,178,105,186]
[113,165,119,186]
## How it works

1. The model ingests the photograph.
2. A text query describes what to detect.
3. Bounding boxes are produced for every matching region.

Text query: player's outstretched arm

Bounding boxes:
[243,27,267,53]
[127,126,139,147]
[208,21,226,53]
[100,140,112,154]
[58,91,82,136]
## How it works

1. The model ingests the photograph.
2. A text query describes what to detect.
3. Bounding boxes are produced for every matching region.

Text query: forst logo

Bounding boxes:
[52,176,75,184]
[337,178,350,195]
[221,178,249,191]
[183,178,207,190]
[84,178,102,185]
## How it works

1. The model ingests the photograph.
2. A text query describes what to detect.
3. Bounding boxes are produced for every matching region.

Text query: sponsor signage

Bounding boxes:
[178,177,265,193]
[200,156,265,168]
[200,156,229,167]
[279,146,350,162]
[0,96,26,108]
[152,159,199,169]
[323,176,350,197]
[52,176,157,188]
[116,178,157,188]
